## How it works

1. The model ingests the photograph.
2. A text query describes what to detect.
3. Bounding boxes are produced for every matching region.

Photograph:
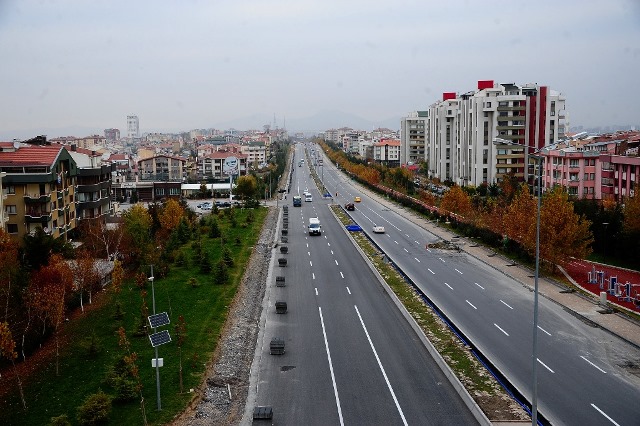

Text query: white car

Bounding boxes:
[373,225,385,234]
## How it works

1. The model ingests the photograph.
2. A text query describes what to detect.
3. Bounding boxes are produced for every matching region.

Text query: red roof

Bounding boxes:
[0,145,64,167]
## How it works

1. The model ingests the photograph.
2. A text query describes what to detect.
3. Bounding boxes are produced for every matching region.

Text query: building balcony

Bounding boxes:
[496,124,525,130]
[25,213,52,224]
[77,197,110,210]
[497,106,526,111]
[77,182,102,192]
[24,194,51,203]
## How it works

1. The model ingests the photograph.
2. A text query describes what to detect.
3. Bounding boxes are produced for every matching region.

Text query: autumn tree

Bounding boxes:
[622,193,640,235]
[502,183,537,250]
[157,199,184,242]
[28,254,73,375]
[77,218,123,261]
[122,204,153,266]
[0,229,21,322]
[440,185,473,218]
[71,249,100,312]
[0,321,26,409]
[538,186,593,268]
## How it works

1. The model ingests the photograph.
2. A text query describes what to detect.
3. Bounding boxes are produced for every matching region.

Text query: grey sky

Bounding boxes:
[1,0,639,139]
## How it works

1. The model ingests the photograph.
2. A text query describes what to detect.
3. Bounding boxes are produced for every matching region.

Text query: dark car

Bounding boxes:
[345,202,355,211]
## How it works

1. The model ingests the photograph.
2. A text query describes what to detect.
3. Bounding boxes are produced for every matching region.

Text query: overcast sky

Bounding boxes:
[1,0,639,139]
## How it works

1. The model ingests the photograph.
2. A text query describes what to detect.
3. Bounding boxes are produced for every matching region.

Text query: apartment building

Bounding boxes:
[241,142,267,167]
[67,146,114,221]
[127,115,140,139]
[416,80,566,186]
[542,135,639,201]
[400,111,427,165]
[197,152,248,180]
[138,155,186,182]
[373,139,401,167]
[0,143,78,242]
[0,171,6,232]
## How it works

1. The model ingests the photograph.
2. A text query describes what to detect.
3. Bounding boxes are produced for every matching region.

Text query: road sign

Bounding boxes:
[223,156,238,174]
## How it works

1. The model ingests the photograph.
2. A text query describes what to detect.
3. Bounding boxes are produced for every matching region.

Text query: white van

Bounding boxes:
[308,217,321,235]
[304,193,313,202]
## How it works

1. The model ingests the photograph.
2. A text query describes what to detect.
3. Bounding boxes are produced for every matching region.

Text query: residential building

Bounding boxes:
[0,143,78,242]
[0,171,6,232]
[127,115,140,139]
[423,80,566,185]
[138,155,186,182]
[373,139,401,167]
[400,111,428,166]
[104,128,120,142]
[67,146,114,221]
[197,151,248,180]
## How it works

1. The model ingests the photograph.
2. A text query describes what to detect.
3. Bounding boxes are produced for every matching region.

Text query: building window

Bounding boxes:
[5,205,17,214]
[6,185,15,194]
[155,188,165,196]
[7,224,18,234]
[169,187,180,195]
[584,173,589,181]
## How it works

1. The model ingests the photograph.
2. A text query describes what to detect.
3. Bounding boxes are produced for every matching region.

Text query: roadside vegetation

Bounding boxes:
[319,139,640,272]
[0,205,267,425]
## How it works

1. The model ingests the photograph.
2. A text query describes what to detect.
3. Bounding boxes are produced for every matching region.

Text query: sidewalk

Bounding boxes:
[357,188,640,349]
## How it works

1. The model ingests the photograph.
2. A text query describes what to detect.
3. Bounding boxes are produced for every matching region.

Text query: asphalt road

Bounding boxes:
[251,145,479,425]
[315,143,640,426]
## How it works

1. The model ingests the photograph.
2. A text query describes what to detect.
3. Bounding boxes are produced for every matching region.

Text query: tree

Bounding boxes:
[622,193,640,235]
[235,175,258,200]
[122,204,153,266]
[440,185,473,217]
[71,249,100,313]
[22,227,73,270]
[158,199,184,240]
[28,255,73,375]
[76,390,112,426]
[502,184,537,250]
[0,321,26,409]
[116,327,146,424]
[538,187,593,268]
[174,315,187,393]
[77,218,123,261]
[0,229,20,322]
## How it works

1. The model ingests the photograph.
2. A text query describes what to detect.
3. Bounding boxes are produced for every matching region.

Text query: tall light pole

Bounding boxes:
[494,138,543,425]
[149,265,161,411]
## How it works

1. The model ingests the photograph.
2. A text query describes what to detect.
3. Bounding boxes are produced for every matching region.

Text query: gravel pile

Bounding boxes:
[171,206,278,426]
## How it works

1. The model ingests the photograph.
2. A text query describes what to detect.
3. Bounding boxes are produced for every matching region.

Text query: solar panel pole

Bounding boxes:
[149,266,161,411]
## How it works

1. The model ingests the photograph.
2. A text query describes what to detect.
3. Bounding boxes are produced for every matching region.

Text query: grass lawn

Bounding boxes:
[0,207,268,426]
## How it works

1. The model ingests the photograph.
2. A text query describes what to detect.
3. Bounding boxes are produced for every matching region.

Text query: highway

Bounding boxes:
[250,144,480,425]
[313,143,640,426]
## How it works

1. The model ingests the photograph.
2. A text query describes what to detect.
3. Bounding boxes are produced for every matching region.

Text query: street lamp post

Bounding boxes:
[148,266,161,411]
[494,138,543,425]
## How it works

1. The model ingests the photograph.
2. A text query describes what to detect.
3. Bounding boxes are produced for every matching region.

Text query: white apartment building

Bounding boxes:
[421,80,566,186]
[127,115,140,139]
[373,139,401,167]
[400,111,428,165]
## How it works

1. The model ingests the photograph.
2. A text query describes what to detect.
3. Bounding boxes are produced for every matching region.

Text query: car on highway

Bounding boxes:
[372,225,385,234]
[354,196,361,202]
[345,202,355,211]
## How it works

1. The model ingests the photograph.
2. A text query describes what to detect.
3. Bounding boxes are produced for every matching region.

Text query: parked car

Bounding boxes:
[373,225,385,234]
[345,202,355,211]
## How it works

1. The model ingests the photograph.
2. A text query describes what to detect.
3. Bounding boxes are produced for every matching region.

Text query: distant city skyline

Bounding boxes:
[1,0,639,140]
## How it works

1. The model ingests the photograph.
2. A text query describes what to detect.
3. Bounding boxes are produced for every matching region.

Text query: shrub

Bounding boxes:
[76,390,111,425]
[214,260,228,285]
[48,414,71,426]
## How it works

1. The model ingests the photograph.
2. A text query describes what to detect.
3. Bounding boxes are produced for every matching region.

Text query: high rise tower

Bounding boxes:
[127,115,140,139]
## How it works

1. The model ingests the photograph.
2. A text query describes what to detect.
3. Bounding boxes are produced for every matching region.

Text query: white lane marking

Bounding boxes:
[474,282,485,290]
[318,307,344,426]
[404,248,409,253]
[335,259,339,266]
[455,268,463,274]
[500,300,514,309]
[465,300,477,310]
[414,258,421,263]
[494,323,509,336]
[324,235,328,239]
[331,250,334,255]
[445,282,453,290]
[426,248,431,253]
[591,403,620,425]
[581,356,607,373]
[427,268,435,274]
[308,251,311,256]
[414,240,419,244]
[315,288,318,296]
[312,273,315,280]
[354,305,408,426]
[439,257,445,263]
[306,243,309,248]
[405,234,410,238]
[340,271,344,279]
[310,261,313,267]
[394,240,399,244]
[537,358,555,373]
[346,287,351,295]
[327,242,331,247]
[537,325,551,336]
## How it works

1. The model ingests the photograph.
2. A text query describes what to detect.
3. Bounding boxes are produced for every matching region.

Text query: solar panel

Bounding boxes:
[148,312,170,329]
[149,330,172,348]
